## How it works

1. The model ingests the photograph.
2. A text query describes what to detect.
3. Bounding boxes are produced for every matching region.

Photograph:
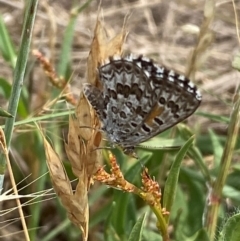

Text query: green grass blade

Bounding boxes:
[163,136,194,223]
[0,107,13,118]
[128,214,146,241]
[205,88,240,240]
[57,0,93,77]
[0,0,39,186]
[0,15,17,68]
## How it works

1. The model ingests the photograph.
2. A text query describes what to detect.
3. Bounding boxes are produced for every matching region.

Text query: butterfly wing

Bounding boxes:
[84,55,201,153]
[119,56,201,147]
[96,56,157,145]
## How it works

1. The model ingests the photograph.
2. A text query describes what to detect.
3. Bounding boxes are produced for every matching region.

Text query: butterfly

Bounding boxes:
[83,55,201,156]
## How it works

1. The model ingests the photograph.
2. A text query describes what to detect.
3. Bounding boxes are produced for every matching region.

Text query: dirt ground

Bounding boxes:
[0,0,240,240]
[0,0,239,122]
[1,0,240,130]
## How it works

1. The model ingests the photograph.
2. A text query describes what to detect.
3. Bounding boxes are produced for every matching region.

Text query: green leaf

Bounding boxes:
[110,192,136,239]
[0,77,12,97]
[105,224,121,241]
[128,214,146,241]
[219,213,240,241]
[178,124,211,183]
[143,230,162,241]
[139,136,184,151]
[208,129,223,168]
[163,136,194,221]
[0,77,28,118]
[178,168,205,235]
[197,111,229,123]
[223,185,240,202]
[57,0,93,77]
[104,202,122,241]
[0,107,13,118]
[187,228,210,241]
[0,15,17,68]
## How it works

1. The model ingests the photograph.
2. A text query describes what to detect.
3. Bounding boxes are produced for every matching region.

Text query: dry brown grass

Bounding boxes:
[1,0,239,129]
[1,0,240,240]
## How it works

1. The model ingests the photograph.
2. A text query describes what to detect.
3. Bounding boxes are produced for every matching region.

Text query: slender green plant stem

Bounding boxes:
[28,131,48,241]
[0,1,39,185]
[57,0,93,76]
[0,15,17,68]
[205,88,240,240]
[41,219,71,241]
[52,0,93,167]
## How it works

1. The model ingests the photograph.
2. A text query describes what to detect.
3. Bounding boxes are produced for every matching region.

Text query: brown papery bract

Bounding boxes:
[43,15,127,241]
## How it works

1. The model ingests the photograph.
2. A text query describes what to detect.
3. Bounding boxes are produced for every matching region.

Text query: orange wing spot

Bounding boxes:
[145,105,164,125]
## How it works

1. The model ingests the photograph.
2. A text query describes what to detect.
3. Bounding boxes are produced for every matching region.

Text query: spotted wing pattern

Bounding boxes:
[83,55,201,155]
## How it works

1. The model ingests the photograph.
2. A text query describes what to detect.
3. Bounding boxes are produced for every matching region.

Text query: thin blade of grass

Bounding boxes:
[128,214,146,241]
[0,107,13,118]
[0,15,17,68]
[163,136,194,224]
[205,87,240,240]
[57,0,93,77]
[0,0,39,188]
